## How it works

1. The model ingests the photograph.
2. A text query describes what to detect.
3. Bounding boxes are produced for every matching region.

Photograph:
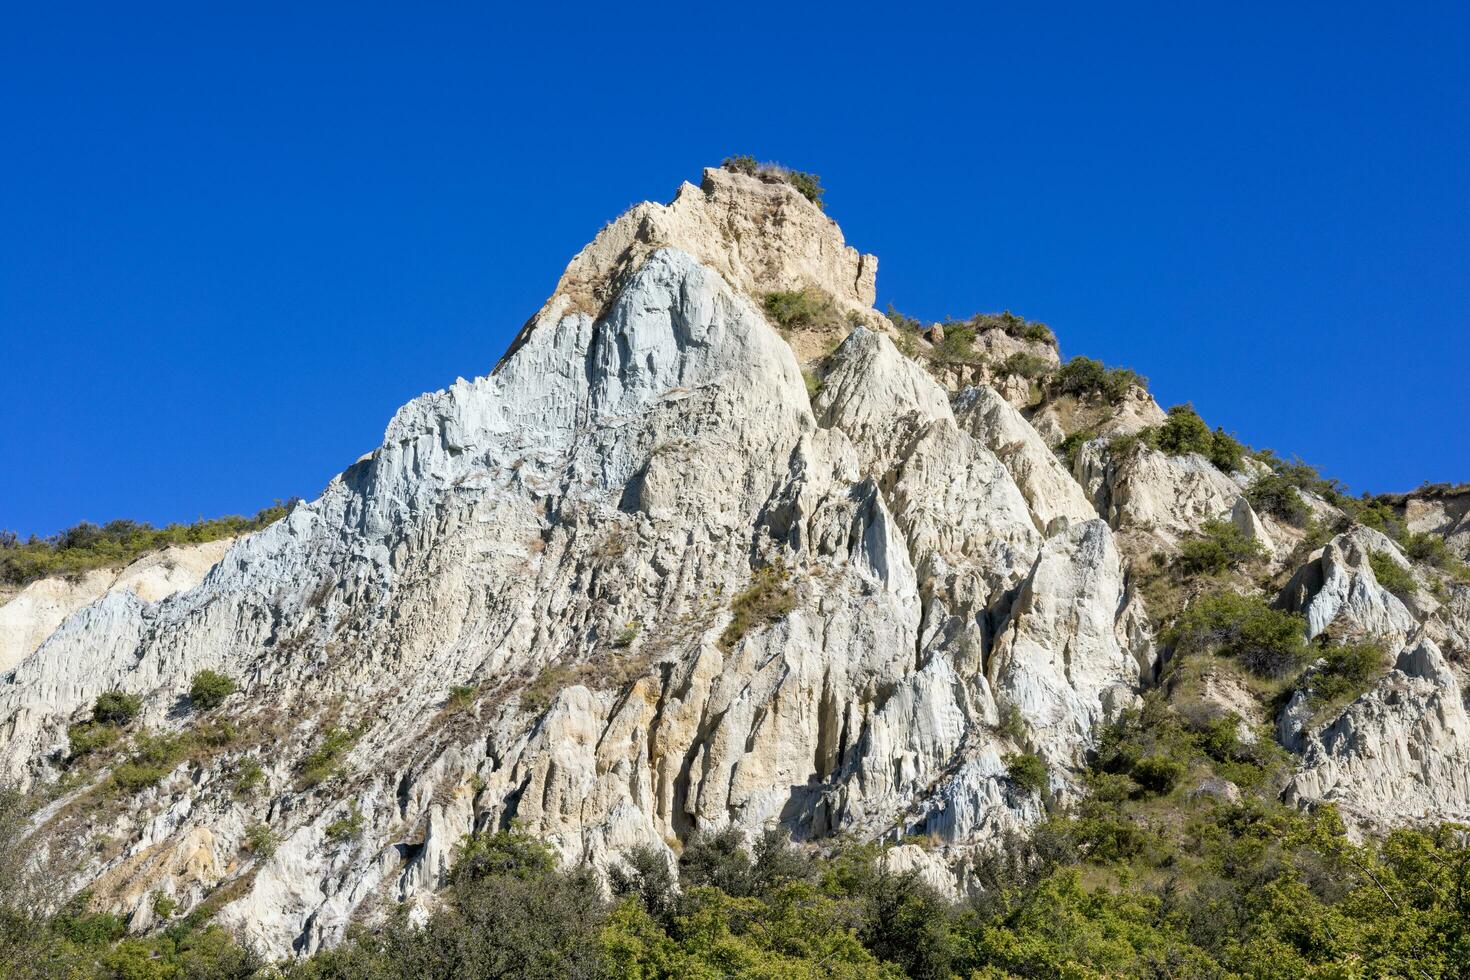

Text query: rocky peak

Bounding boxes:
[534,166,877,331]
[3,165,1468,961]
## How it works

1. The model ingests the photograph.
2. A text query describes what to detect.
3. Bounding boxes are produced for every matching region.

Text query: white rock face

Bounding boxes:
[954,384,1098,533]
[0,539,234,675]
[0,180,1160,957]
[1280,527,1417,641]
[10,167,1458,958]
[1285,638,1470,827]
[1076,442,1247,547]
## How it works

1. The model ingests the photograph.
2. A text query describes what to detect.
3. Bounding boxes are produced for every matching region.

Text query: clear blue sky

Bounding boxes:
[3,4,1466,537]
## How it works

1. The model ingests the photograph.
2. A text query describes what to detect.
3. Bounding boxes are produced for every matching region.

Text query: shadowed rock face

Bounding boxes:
[2,167,1466,957]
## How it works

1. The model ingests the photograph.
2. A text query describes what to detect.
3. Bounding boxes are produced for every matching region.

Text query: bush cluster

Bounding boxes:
[1134,404,1245,472]
[1049,355,1146,403]
[1177,518,1265,576]
[189,670,237,711]
[1003,752,1049,796]
[721,156,825,208]
[1245,472,1311,526]
[1368,549,1416,600]
[1167,591,1308,678]
[995,350,1050,380]
[0,502,294,587]
[762,288,842,332]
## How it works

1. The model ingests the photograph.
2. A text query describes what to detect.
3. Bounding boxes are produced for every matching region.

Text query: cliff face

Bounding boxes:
[3,167,1467,957]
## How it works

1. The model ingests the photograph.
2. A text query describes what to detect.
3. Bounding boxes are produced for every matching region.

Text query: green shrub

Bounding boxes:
[112,732,193,792]
[1246,473,1310,526]
[1004,752,1049,796]
[783,169,824,207]
[1367,550,1415,600]
[721,157,824,207]
[92,691,141,726]
[233,758,265,796]
[452,829,557,884]
[934,324,979,363]
[884,304,923,334]
[1107,430,1144,459]
[1178,518,1265,576]
[150,891,178,919]
[1208,427,1245,473]
[1150,404,1214,456]
[1056,430,1096,471]
[803,369,823,401]
[324,805,365,843]
[720,154,758,176]
[762,288,841,331]
[1130,754,1186,794]
[996,700,1028,744]
[188,670,236,711]
[1305,641,1386,709]
[612,621,640,648]
[447,684,478,708]
[1168,592,1308,678]
[67,721,120,760]
[1050,356,1146,403]
[1403,531,1451,566]
[0,503,293,587]
[996,351,1050,379]
[1135,405,1243,473]
[243,823,276,857]
[720,562,797,650]
[297,726,358,788]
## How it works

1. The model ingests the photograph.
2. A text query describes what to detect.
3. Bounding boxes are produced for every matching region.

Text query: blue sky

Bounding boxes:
[3,4,1466,537]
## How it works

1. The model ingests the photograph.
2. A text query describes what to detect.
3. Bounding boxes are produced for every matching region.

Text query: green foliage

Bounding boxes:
[783,168,825,207]
[188,670,236,711]
[232,758,265,796]
[720,154,758,175]
[1149,403,1215,455]
[243,823,277,858]
[722,157,825,207]
[803,368,823,402]
[453,830,558,884]
[297,726,358,788]
[1168,591,1308,678]
[14,790,1470,979]
[1055,429,1095,472]
[1177,518,1265,576]
[995,700,1028,744]
[1246,472,1311,526]
[447,683,477,708]
[151,891,178,920]
[1403,531,1470,583]
[1004,752,1049,797]
[1304,641,1386,711]
[1368,549,1416,600]
[763,287,842,331]
[1050,355,1146,403]
[1134,404,1244,473]
[995,350,1049,379]
[884,303,923,334]
[112,731,194,792]
[720,562,797,650]
[67,721,120,760]
[934,323,978,363]
[0,502,293,587]
[324,805,365,844]
[1208,426,1246,472]
[943,310,1056,345]
[91,690,141,726]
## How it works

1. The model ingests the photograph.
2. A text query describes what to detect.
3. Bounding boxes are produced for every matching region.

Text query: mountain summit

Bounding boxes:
[4,164,1468,960]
